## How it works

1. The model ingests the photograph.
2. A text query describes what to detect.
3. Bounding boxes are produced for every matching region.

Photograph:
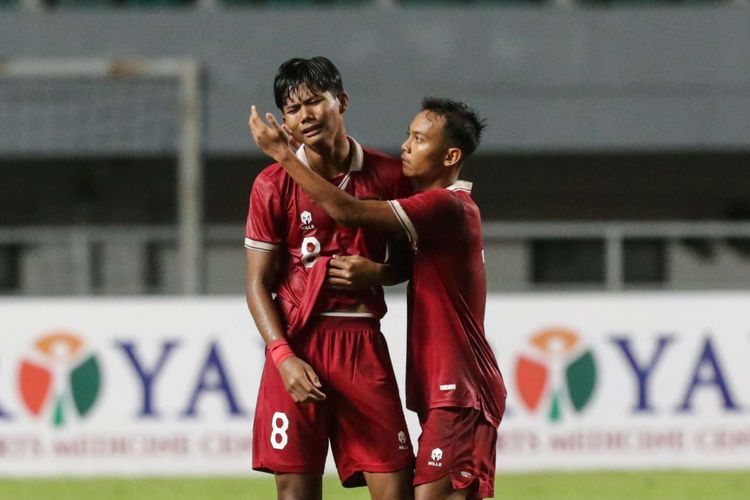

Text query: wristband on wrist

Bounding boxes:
[267,338,295,368]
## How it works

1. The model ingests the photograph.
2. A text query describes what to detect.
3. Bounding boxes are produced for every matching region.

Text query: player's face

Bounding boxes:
[281,86,347,148]
[401,111,450,184]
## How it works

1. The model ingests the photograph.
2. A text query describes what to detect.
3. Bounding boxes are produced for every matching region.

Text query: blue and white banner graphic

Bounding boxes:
[1,293,749,475]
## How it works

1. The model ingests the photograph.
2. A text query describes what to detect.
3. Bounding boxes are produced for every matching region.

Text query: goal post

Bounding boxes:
[0,58,204,295]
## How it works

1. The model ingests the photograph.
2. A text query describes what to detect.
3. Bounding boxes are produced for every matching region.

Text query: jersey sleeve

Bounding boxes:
[245,171,284,253]
[387,189,463,251]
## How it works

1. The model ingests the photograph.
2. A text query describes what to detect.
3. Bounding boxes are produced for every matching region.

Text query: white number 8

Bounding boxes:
[300,236,321,269]
[270,412,289,450]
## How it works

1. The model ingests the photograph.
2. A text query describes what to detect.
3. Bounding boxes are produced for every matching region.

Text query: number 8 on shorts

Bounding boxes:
[270,412,289,450]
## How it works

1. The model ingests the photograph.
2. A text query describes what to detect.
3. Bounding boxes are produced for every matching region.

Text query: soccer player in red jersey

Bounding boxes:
[245,57,414,500]
[250,97,507,500]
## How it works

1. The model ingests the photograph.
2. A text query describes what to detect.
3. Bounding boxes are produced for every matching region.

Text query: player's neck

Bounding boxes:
[304,133,351,179]
[414,169,460,192]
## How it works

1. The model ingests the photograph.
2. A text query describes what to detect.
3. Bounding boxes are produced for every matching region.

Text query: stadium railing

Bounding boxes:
[3,221,750,295]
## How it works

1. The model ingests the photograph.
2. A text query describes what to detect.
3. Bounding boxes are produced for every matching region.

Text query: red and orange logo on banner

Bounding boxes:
[19,332,101,427]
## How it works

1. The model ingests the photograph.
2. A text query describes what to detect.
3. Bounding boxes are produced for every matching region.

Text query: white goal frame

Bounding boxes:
[0,58,204,294]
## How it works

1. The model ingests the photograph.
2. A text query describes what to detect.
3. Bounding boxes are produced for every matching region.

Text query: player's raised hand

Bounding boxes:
[249,105,294,163]
[277,356,326,403]
[328,255,382,289]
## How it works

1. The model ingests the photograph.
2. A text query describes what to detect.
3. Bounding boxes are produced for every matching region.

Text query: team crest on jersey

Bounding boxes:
[300,210,315,231]
[428,448,443,467]
[398,431,408,450]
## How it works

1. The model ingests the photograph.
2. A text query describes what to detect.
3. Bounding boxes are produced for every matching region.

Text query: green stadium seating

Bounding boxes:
[220,0,264,5]
[579,0,722,3]
[125,0,190,7]
[264,0,318,4]
[399,0,530,4]
[50,0,116,6]
[50,0,189,6]
[262,0,369,4]
[222,0,372,6]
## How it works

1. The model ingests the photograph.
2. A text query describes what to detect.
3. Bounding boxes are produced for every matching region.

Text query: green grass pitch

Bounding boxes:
[1,471,748,500]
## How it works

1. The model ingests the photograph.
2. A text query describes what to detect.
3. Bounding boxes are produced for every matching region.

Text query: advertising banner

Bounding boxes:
[0,298,260,476]
[491,293,750,472]
[1,293,749,476]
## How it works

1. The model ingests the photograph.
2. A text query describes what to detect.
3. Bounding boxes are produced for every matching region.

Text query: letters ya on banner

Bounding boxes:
[2,294,750,475]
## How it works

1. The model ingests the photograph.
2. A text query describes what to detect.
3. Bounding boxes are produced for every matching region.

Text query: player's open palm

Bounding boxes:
[277,356,326,403]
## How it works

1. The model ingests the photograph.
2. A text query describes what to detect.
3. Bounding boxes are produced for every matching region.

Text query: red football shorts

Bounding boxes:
[414,407,498,499]
[252,316,414,486]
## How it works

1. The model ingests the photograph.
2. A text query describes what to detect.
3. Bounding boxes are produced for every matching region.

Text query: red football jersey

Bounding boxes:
[246,138,412,330]
[388,181,506,427]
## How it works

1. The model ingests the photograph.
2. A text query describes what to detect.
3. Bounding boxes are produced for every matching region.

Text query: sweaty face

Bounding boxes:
[400,111,450,185]
[281,86,345,147]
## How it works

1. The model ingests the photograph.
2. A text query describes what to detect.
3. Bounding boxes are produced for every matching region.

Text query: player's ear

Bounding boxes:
[337,92,350,114]
[444,147,462,168]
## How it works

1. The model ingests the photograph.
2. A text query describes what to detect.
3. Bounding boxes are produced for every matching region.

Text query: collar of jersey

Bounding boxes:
[447,180,473,193]
[295,137,363,191]
[294,136,363,173]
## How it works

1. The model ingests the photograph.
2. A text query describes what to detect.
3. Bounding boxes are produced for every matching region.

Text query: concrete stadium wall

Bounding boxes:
[2,6,750,154]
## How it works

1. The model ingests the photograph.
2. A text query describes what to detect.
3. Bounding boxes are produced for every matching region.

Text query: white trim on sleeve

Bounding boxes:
[244,238,278,253]
[388,200,418,250]
[447,180,473,193]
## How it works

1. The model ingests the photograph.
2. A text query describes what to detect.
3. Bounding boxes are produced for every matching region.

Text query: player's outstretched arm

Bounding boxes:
[249,106,403,233]
[246,248,325,403]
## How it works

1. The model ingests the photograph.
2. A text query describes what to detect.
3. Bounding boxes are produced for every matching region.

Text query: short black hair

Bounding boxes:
[273,57,344,110]
[421,97,486,160]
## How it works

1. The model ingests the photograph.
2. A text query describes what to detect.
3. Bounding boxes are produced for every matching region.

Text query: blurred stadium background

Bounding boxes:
[2,1,750,499]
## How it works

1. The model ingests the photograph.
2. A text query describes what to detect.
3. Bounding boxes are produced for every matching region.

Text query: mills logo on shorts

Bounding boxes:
[428,448,443,467]
[397,430,409,450]
[300,210,315,231]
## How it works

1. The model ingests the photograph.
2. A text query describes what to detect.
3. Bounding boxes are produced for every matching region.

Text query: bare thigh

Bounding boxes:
[415,475,471,500]
[275,473,322,500]
[364,468,414,500]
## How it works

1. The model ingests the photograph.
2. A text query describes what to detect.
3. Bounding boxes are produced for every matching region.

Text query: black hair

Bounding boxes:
[273,57,344,110]
[421,97,486,160]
